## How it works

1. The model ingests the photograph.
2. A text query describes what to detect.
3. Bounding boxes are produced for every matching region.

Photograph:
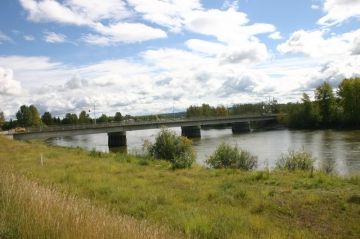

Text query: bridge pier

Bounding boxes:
[108,131,127,147]
[181,126,201,138]
[232,121,251,134]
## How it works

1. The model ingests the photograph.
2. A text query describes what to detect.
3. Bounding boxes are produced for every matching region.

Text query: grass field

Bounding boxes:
[1,135,359,238]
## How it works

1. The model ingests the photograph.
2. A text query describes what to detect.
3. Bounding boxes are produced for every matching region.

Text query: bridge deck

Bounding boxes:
[11,114,279,140]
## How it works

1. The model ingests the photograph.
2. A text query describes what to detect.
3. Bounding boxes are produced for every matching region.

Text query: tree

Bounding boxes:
[78,110,91,124]
[29,105,41,126]
[16,105,32,127]
[301,93,320,128]
[97,114,109,123]
[62,113,78,125]
[41,112,53,125]
[338,78,360,126]
[0,112,4,128]
[215,105,228,116]
[315,82,335,126]
[114,112,123,122]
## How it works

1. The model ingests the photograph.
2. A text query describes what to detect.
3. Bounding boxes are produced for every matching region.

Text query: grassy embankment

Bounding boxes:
[0,135,359,238]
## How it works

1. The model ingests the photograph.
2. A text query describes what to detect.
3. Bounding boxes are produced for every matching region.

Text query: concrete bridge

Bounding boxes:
[11,114,279,147]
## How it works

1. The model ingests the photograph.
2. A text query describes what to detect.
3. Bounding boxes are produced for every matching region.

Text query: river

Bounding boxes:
[47,128,360,175]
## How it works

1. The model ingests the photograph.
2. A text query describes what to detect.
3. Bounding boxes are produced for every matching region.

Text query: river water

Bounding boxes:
[47,128,360,175]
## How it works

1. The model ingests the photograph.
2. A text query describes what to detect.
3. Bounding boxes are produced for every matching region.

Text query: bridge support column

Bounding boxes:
[108,131,127,147]
[232,121,251,134]
[181,126,201,138]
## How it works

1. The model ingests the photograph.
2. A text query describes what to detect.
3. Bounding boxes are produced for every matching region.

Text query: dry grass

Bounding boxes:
[0,168,177,239]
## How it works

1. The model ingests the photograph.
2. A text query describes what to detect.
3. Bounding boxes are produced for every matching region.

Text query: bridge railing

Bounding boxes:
[19,114,279,134]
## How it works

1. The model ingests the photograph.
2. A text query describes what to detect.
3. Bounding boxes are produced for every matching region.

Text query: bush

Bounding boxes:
[276,149,314,171]
[148,128,195,169]
[206,143,257,170]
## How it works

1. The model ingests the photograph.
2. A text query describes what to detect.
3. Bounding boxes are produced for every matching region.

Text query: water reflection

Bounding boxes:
[47,129,360,175]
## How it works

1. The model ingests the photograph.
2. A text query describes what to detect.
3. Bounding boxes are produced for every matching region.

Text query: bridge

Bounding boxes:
[11,114,279,147]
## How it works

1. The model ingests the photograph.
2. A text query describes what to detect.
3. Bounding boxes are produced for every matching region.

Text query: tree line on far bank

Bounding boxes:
[283,77,360,128]
[0,108,126,130]
[185,98,279,118]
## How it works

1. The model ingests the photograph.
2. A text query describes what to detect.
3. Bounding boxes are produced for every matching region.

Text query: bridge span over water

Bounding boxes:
[12,114,279,147]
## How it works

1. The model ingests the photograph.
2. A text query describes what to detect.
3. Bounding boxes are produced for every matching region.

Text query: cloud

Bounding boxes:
[20,0,167,44]
[222,0,240,10]
[277,29,360,58]
[0,67,22,96]
[318,0,360,26]
[220,43,269,64]
[185,39,225,55]
[0,31,12,44]
[19,0,90,25]
[43,31,66,43]
[127,0,202,32]
[64,75,88,89]
[269,31,282,40]
[218,74,258,97]
[90,22,167,44]
[351,36,360,55]
[24,35,35,41]
[311,4,320,10]
[184,8,275,64]
[304,56,360,89]
[67,0,130,22]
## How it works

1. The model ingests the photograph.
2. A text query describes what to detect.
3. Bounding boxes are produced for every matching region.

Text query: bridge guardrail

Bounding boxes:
[16,114,280,134]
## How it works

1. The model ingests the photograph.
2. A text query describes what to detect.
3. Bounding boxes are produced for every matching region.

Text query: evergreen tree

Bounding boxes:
[16,105,33,127]
[315,82,335,127]
[41,112,53,125]
[114,112,123,122]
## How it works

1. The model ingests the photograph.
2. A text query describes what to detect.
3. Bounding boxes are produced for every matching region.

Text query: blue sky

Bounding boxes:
[0,0,360,118]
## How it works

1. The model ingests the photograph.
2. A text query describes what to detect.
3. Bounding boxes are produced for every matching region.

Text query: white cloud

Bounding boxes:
[306,56,360,89]
[311,4,320,10]
[91,22,167,44]
[24,35,35,41]
[19,0,90,25]
[127,0,202,32]
[269,31,282,40]
[20,0,167,44]
[219,43,269,64]
[277,29,360,58]
[318,0,360,26]
[43,31,66,43]
[0,67,22,96]
[67,0,129,22]
[0,31,12,43]
[222,0,240,10]
[184,8,275,64]
[185,39,225,55]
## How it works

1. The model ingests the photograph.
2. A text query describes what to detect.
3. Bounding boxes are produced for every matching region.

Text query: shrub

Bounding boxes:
[276,149,314,171]
[148,128,195,169]
[206,143,257,170]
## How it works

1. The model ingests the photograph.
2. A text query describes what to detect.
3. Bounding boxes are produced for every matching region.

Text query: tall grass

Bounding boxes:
[1,136,359,238]
[0,169,176,239]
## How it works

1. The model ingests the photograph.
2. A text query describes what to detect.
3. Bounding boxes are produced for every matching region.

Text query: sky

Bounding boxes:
[0,0,360,119]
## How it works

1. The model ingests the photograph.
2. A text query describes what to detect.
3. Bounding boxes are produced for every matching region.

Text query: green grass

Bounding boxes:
[1,136,359,238]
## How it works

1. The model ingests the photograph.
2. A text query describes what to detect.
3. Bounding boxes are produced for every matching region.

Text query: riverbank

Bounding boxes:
[1,136,359,238]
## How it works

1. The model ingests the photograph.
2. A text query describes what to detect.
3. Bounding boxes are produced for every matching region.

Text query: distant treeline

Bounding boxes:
[186,99,279,118]
[281,77,360,129]
[0,106,185,130]
[0,108,127,130]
